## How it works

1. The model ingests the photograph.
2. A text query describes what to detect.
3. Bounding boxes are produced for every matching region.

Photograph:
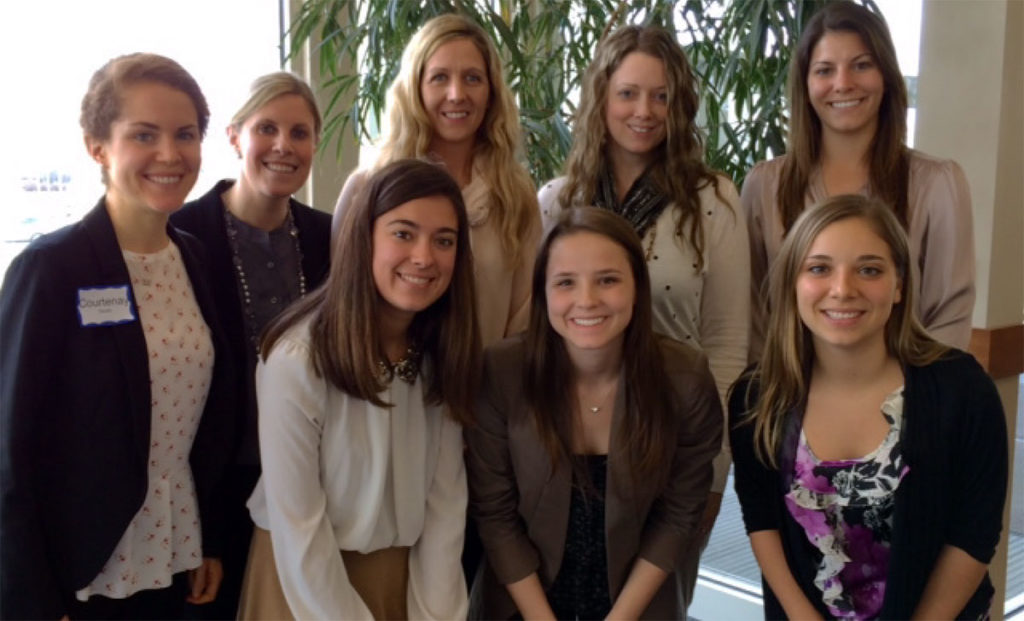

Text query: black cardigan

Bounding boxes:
[171,179,332,466]
[729,351,1007,620]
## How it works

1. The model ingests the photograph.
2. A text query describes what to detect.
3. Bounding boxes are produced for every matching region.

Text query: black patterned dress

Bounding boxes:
[547,455,612,620]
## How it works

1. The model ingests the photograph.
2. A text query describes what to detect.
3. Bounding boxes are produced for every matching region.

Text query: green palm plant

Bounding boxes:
[288,0,879,188]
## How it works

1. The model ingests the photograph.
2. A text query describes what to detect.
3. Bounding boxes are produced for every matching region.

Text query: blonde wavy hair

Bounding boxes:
[376,13,537,262]
[744,195,947,467]
[557,25,724,271]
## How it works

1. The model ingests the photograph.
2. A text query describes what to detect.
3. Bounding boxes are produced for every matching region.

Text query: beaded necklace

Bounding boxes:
[223,205,307,354]
[376,345,422,385]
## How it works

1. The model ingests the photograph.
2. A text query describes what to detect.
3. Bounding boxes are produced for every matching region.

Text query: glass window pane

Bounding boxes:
[2,0,280,275]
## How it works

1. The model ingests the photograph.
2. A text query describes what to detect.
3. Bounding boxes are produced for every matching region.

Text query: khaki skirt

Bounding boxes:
[238,527,410,620]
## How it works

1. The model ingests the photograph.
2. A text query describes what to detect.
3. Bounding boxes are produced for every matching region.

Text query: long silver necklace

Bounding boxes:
[223,205,307,353]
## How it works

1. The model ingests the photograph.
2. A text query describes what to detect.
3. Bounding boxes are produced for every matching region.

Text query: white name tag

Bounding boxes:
[77,285,136,327]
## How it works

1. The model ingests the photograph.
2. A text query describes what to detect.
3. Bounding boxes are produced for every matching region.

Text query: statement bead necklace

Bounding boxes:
[376,345,422,385]
[223,205,307,354]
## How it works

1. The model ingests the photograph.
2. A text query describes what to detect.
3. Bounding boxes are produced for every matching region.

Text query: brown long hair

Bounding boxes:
[741,195,947,467]
[558,25,725,271]
[778,1,909,233]
[261,158,480,424]
[523,207,674,484]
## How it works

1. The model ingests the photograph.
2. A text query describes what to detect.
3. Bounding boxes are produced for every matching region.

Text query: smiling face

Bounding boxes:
[546,231,636,363]
[372,195,460,328]
[604,51,668,167]
[807,31,885,141]
[87,81,201,218]
[420,37,490,153]
[230,93,316,199]
[796,216,901,355]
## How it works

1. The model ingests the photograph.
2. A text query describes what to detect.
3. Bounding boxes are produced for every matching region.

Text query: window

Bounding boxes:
[2,0,281,276]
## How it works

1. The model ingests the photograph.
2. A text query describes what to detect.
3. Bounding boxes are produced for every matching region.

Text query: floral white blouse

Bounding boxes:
[77,242,212,600]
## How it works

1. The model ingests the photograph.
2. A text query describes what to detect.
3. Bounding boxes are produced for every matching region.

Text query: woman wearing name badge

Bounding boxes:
[729,195,1006,619]
[0,53,233,619]
[536,25,750,606]
[742,1,975,358]
[466,207,721,620]
[238,159,479,619]
[332,13,540,348]
[171,71,331,618]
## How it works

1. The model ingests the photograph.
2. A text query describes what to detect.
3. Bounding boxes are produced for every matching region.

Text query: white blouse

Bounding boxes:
[78,242,211,600]
[247,320,468,619]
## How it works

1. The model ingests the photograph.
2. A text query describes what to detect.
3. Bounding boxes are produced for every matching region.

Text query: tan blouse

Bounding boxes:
[742,149,975,358]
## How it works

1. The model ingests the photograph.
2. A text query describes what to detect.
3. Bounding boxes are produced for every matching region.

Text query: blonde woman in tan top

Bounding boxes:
[742,2,974,357]
[332,15,539,346]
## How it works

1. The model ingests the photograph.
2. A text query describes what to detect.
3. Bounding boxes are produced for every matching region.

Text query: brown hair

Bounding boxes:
[261,158,481,424]
[558,25,726,271]
[777,1,909,232]
[742,194,947,467]
[523,207,674,484]
[80,53,210,141]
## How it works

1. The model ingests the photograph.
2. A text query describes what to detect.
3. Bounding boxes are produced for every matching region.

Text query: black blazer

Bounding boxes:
[0,199,235,619]
[171,179,332,466]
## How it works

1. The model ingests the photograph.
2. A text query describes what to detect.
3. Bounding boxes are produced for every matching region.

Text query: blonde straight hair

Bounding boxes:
[230,71,322,139]
[744,195,947,467]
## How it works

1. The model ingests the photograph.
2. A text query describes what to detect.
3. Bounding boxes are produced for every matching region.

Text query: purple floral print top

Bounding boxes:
[785,388,910,620]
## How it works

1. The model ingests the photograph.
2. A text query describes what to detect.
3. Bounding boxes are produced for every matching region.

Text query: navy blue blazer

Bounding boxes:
[171,179,331,467]
[0,199,235,619]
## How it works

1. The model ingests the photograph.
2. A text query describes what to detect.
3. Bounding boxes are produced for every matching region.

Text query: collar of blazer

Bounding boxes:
[81,197,165,461]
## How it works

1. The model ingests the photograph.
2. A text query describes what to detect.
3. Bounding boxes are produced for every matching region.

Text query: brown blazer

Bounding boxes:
[465,335,722,620]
